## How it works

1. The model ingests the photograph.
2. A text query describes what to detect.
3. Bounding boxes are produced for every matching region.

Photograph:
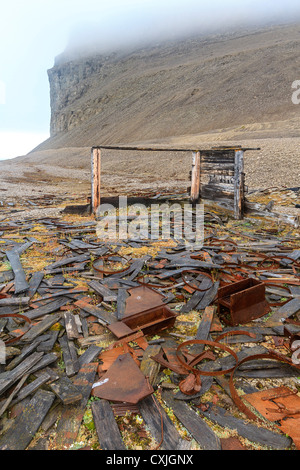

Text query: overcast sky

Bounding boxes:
[1,0,300,159]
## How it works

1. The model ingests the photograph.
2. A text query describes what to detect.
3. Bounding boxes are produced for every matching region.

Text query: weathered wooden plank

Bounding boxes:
[50,362,97,450]
[10,372,51,407]
[268,298,300,323]
[59,335,80,377]
[75,299,116,325]
[116,288,128,320]
[180,277,212,313]
[21,313,61,343]
[91,147,101,214]
[78,345,102,368]
[64,311,81,339]
[0,389,55,450]
[26,297,71,320]
[195,281,219,310]
[190,151,201,204]
[139,395,182,450]
[162,390,221,450]
[87,280,117,302]
[0,352,44,397]
[36,330,59,352]
[140,344,162,386]
[27,271,44,298]
[91,399,126,450]
[5,249,29,294]
[198,402,292,449]
[49,375,83,405]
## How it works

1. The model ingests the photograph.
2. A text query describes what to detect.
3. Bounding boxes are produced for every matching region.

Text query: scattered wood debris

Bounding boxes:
[0,190,299,451]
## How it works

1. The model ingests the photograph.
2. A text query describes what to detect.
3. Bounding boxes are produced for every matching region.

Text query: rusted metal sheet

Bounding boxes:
[108,286,177,339]
[92,353,154,404]
[217,278,270,326]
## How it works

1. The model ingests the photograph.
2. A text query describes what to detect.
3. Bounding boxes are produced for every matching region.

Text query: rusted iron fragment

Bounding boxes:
[217,278,270,326]
[243,386,300,422]
[92,353,154,404]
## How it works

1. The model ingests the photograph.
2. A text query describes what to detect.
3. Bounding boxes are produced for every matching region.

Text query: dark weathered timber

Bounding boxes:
[49,375,83,405]
[27,271,44,298]
[197,403,292,450]
[75,299,116,325]
[234,150,245,220]
[140,344,162,386]
[27,353,58,376]
[50,363,97,450]
[267,298,300,323]
[25,297,71,320]
[116,288,128,320]
[5,249,29,294]
[20,313,61,343]
[91,399,126,450]
[5,337,45,371]
[195,281,220,310]
[189,305,216,355]
[0,389,55,450]
[139,395,182,450]
[180,277,212,313]
[0,297,30,307]
[0,352,44,397]
[10,372,51,407]
[44,254,90,271]
[36,330,59,352]
[64,311,81,339]
[87,280,117,302]
[162,391,221,450]
[78,345,102,368]
[59,335,80,377]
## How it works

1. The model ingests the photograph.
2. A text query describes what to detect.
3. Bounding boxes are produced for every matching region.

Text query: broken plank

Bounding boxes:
[50,362,97,450]
[59,335,79,377]
[20,313,61,343]
[5,249,29,295]
[197,402,292,450]
[10,372,51,407]
[88,280,117,302]
[0,389,55,450]
[78,345,102,368]
[75,299,116,325]
[162,390,221,450]
[25,297,71,320]
[91,399,126,450]
[139,395,182,450]
[140,344,162,386]
[0,352,44,397]
[64,311,81,339]
[49,375,83,405]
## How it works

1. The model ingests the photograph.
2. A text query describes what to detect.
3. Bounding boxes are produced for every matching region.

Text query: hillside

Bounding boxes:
[1,22,300,204]
[33,22,300,151]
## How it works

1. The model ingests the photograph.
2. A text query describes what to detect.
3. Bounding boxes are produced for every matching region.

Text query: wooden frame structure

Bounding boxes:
[91,145,259,219]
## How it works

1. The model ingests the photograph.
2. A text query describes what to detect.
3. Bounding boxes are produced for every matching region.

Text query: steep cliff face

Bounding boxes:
[48,57,105,135]
[44,23,300,150]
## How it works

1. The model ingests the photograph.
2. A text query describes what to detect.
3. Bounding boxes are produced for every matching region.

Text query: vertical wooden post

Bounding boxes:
[91,147,101,215]
[190,151,201,204]
[234,150,244,220]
